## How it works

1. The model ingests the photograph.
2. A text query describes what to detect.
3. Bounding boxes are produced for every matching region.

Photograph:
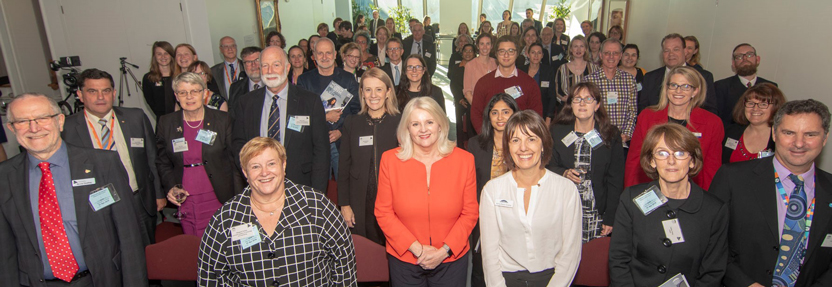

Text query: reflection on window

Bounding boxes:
[511,0,542,26]
[481,0,509,28]
[401,0,424,22]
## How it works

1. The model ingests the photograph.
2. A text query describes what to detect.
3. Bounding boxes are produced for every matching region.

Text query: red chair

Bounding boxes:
[573,236,611,286]
[352,234,389,282]
[146,234,200,281]
[154,221,184,243]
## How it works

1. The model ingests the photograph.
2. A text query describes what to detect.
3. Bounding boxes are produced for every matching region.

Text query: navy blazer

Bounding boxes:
[0,145,147,286]
[402,35,437,76]
[231,84,330,191]
[714,75,777,125]
[640,65,718,115]
[711,157,832,287]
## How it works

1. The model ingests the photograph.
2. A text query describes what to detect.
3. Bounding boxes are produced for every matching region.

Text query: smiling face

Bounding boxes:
[528,45,543,64]
[477,36,493,56]
[174,81,206,112]
[684,39,697,62]
[344,48,361,70]
[571,87,599,121]
[269,35,283,48]
[651,137,694,185]
[193,65,209,84]
[242,52,262,82]
[510,24,520,35]
[376,29,389,44]
[175,46,197,70]
[666,73,698,109]
[600,41,622,69]
[621,47,639,68]
[361,77,388,114]
[386,18,395,30]
[581,22,592,35]
[407,108,440,150]
[405,57,425,83]
[355,35,369,52]
[462,46,475,61]
[540,28,553,44]
[508,125,543,171]
[588,36,601,53]
[489,100,513,132]
[773,113,829,174]
[78,78,115,118]
[496,41,517,68]
[318,26,328,37]
[260,47,290,91]
[7,96,65,160]
[732,45,760,76]
[288,48,305,69]
[315,40,336,70]
[555,19,565,34]
[243,148,287,197]
[744,97,773,126]
[523,29,538,46]
[154,47,172,67]
[662,37,685,68]
[570,39,587,59]
[220,37,237,61]
[482,22,492,34]
[387,41,403,63]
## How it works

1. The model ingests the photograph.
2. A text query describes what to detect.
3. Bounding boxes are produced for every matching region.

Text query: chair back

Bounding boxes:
[353,234,389,282]
[146,234,200,281]
[573,236,611,286]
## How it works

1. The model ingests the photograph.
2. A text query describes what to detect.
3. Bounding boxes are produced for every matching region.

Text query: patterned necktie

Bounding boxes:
[37,162,79,282]
[747,82,752,88]
[417,41,422,55]
[229,63,237,82]
[98,118,114,150]
[253,83,260,90]
[267,95,281,142]
[772,174,809,287]
[394,66,400,85]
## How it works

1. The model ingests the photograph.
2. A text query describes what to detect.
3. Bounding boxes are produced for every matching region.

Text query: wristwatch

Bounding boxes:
[442,244,453,257]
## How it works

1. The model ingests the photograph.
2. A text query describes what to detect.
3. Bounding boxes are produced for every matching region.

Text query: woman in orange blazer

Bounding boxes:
[375,97,479,286]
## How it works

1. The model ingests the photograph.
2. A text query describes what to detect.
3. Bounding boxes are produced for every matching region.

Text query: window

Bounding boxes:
[511,0,543,26]
[481,0,509,27]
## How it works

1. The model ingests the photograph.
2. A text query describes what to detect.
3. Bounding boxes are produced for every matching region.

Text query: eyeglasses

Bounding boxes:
[11,114,59,128]
[496,49,517,56]
[243,59,260,66]
[571,97,596,104]
[175,89,204,97]
[667,83,696,91]
[745,101,771,109]
[345,54,360,60]
[406,65,424,71]
[653,150,691,160]
[733,52,756,61]
[387,47,403,51]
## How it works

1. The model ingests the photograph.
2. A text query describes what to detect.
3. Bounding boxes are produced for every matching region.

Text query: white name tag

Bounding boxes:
[130,138,144,148]
[561,131,579,147]
[606,91,619,105]
[230,223,256,241]
[504,86,523,99]
[495,199,514,208]
[759,149,774,158]
[72,178,96,187]
[692,132,702,138]
[541,81,550,88]
[454,60,461,64]
[424,52,432,58]
[662,218,685,244]
[633,185,667,215]
[822,234,832,248]
[585,130,603,149]
[172,138,189,153]
[359,135,373,146]
[294,115,310,126]
[724,138,738,150]
[636,83,643,92]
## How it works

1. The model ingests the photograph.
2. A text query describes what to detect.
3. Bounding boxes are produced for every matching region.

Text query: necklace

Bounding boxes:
[251,194,284,216]
[184,108,204,129]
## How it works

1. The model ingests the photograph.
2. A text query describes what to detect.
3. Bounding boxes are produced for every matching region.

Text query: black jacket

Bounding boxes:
[714,75,777,125]
[721,124,775,164]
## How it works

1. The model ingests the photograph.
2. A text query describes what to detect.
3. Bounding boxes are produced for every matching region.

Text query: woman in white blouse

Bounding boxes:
[480,110,582,287]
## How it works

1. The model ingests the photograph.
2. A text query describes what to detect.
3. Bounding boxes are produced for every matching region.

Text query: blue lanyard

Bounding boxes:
[774,172,815,239]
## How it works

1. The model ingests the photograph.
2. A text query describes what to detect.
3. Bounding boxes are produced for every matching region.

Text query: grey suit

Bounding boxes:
[0,145,147,286]
[210,59,245,101]
[61,107,162,246]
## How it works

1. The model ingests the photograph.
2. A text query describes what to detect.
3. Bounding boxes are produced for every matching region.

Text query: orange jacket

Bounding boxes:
[375,147,479,264]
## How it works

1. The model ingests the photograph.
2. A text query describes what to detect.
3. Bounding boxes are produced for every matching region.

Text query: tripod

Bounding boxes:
[118,57,142,107]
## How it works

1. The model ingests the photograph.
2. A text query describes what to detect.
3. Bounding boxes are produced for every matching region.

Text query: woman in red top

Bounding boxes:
[375,97,479,286]
[625,66,723,190]
[722,83,785,163]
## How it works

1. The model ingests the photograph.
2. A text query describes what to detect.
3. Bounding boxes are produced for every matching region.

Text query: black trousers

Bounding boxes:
[502,268,555,287]
[388,253,468,287]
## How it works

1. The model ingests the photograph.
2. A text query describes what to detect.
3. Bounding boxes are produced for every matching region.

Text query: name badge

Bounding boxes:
[130,138,144,148]
[606,91,619,105]
[231,223,261,250]
[88,183,120,212]
[454,60,461,64]
[636,83,643,92]
[294,115,310,126]
[195,129,218,146]
[561,131,579,147]
[758,149,774,158]
[504,86,523,99]
[822,234,832,248]
[72,178,96,187]
[495,199,514,208]
[155,81,163,87]
[692,132,702,138]
[633,185,667,215]
[359,135,373,146]
[552,55,558,61]
[585,130,603,149]
[662,218,685,244]
[287,117,303,132]
[424,52,432,58]
[557,53,564,60]
[172,138,189,153]
[659,273,690,287]
[724,138,738,150]
[541,81,550,88]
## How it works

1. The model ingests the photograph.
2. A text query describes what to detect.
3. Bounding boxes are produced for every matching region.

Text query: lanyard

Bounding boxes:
[84,111,116,150]
[774,171,815,239]
[224,62,236,85]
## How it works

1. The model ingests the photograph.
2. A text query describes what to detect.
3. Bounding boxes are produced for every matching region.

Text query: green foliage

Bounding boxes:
[351,0,376,23]
[387,5,414,37]
[550,0,572,21]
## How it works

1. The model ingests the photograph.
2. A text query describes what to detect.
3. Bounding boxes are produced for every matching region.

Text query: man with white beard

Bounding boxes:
[231,46,330,191]
[715,43,778,125]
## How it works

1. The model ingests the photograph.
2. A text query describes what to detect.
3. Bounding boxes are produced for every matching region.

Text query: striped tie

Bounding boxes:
[99,119,114,150]
[268,95,281,142]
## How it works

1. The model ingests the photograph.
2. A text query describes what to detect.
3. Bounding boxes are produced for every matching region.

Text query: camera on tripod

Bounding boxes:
[49,56,82,97]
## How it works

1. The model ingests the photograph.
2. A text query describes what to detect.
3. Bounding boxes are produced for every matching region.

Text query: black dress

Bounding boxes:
[141,73,175,119]
[398,84,446,112]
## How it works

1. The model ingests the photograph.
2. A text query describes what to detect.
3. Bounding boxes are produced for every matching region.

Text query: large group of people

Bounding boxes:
[0,7,830,287]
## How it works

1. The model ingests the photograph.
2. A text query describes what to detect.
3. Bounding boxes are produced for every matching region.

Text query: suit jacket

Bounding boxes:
[61,107,162,219]
[156,108,243,203]
[520,63,556,118]
[381,62,402,90]
[721,124,775,164]
[0,145,147,286]
[711,157,832,287]
[639,65,717,115]
[547,123,624,225]
[714,75,777,125]
[610,181,728,287]
[368,18,384,37]
[401,35,437,76]
[210,59,246,101]
[228,77,263,112]
[231,84,330,191]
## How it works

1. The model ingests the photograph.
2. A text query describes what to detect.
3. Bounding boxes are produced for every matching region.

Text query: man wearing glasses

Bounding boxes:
[62,69,162,249]
[381,37,405,88]
[0,93,147,286]
[584,39,638,145]
[210,36,245,101]
[715,43,778,125]
[228,46,263,108]
[403,19,437,76]
[470,35,543,133]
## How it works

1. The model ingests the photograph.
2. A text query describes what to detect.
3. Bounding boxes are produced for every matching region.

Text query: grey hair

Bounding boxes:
[172,72,207,91]
[773,99,831,134]
[312,37,334,53]
[354,31,372,46]
[601,38,623,52]
[7,93,61,122]
[454,34,474,50]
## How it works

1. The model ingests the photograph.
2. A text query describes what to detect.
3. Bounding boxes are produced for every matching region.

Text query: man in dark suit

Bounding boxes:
[639,33,717,114]
[210,36,245,101]
[228,46,263,108]
[0,93,146,286]
[368,10,384,37]
[715,43,778,124]
[402,20,437,76]
[61,69,162,247]
[525,8,542,33]
[711,99,832,287]
[231,46,330,191]
[381,37,405,89]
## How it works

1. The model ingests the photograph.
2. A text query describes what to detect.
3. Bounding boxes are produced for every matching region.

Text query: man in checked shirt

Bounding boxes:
[583,39,637,148]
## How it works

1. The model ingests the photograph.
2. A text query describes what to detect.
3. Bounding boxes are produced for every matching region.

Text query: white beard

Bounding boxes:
[261,72,287,88]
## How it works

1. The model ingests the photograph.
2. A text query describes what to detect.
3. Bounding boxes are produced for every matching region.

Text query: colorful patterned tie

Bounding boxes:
[37,162,79,282]
[268,95,281,142]
[98,118,114,150]
[772,174,808,287]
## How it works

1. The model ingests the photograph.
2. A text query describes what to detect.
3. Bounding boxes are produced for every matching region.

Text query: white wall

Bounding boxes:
[0,0,56,98]
[204,0,258,61]
[277,0,339,49]
[626,0,832,170]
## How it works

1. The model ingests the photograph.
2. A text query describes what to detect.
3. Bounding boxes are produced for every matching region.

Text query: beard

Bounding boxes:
[261,72,287,89]
[736,63,758,77]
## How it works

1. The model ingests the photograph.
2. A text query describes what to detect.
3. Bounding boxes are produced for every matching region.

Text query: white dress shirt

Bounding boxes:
[85,110,138,191]
[738,74,757,87]
[480,170,582,287]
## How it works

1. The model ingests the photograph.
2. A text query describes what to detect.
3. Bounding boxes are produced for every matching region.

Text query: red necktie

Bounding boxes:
[746,82,752,88]
[37,162,79,282]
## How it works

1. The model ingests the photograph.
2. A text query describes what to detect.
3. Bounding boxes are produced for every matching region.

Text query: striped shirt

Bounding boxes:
[583,68,638,137]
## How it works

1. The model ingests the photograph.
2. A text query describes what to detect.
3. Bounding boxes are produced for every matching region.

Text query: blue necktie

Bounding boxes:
[267,95,281,142]
[394,66,400,85]
[229,63,237,82]
[772,174,809,287]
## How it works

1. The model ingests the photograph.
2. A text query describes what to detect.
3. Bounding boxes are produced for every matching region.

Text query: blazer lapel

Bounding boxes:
[173,111,186,165]
[807,171,832,257]
[752,157,780,240]
[283,86,300,147]
[113,108,135,159]
[9,155,40,252]
[72,114,95,148]
[67,146,95,240]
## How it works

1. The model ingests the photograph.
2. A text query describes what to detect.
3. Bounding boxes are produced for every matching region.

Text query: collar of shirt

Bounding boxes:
[84,109,114,124]
[495,66,518,78]
[28,141,69,170]
[249,79,261,90]
[773,156,816,197]
[226,60,238,67]
[265,83,289,101]
[599,68,622,80]
[738,75,757,87]
[665,62,687,74]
